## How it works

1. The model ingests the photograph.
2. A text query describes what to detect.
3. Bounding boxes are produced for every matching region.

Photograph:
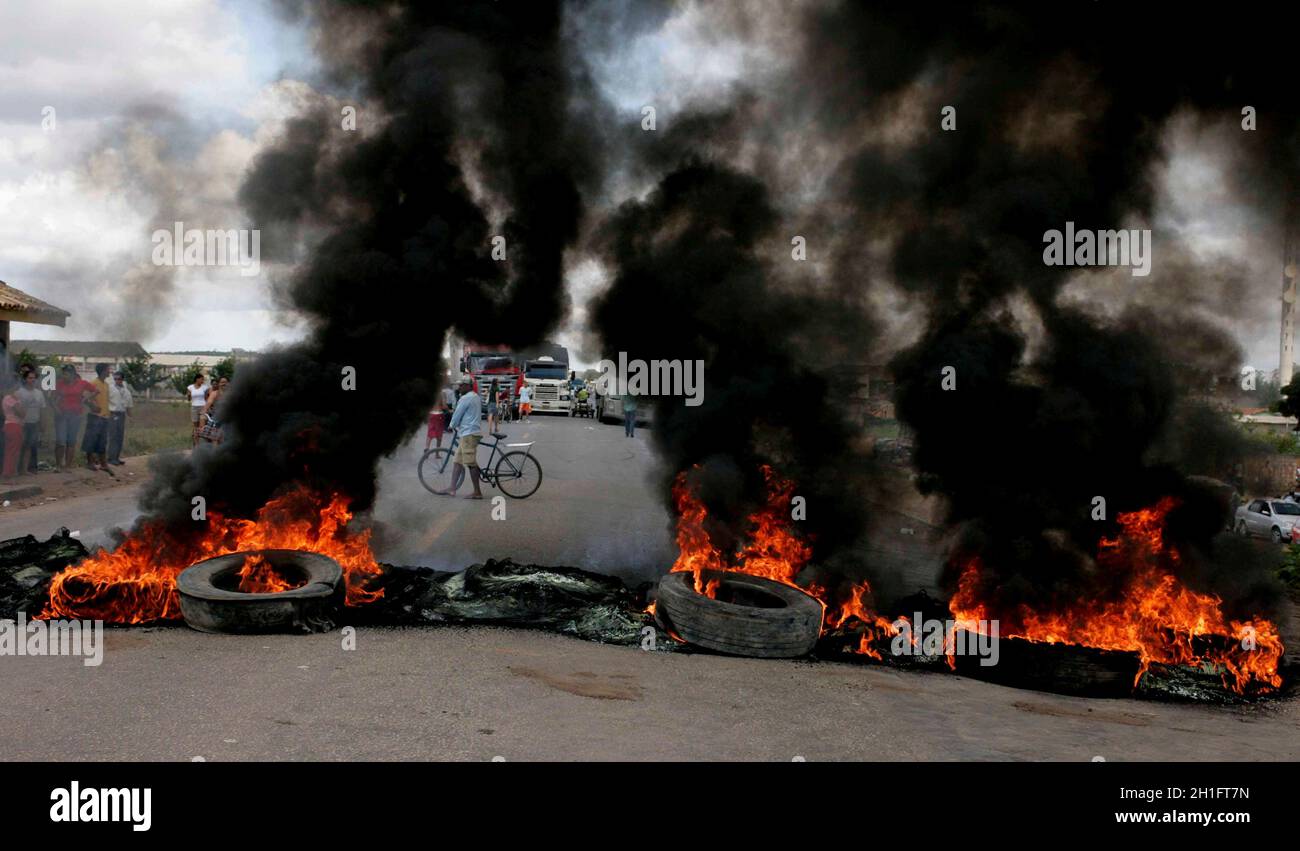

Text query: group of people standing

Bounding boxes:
[185,373,230,446]
[0,362,134,477]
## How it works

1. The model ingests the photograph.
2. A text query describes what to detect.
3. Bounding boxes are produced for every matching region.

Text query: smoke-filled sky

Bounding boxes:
[0,0,1286,373]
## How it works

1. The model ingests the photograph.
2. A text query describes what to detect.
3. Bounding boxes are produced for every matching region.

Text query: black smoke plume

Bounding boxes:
[138,0,593,527]
[590,157,881,585]
[795,3,1296,620]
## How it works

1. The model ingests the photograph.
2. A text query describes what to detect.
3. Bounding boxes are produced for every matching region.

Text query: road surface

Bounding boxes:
[0,413,1294,761]
[0,414,680,582]
[1,624,1295,761]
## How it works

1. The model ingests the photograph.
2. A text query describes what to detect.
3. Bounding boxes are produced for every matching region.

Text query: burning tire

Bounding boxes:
[654,570,823,658]
[177,549,344,634]
[948,629,1141,698]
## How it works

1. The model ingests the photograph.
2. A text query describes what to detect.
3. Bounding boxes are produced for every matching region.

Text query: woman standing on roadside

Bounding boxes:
[53,365,94,471]
[187,373,209,447]
[2,378,24,478]
[199,376,229,445]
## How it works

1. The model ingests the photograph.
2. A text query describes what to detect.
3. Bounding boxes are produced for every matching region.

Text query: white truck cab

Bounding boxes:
[522,356,571,414]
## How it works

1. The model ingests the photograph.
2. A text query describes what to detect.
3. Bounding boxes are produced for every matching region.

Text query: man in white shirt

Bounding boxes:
[107,371,133,465]
[435,378,483,499]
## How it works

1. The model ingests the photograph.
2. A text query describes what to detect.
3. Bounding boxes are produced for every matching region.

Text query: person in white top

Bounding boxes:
[518,383,532,421]
[187,374,208,447]
[107,371,133,465]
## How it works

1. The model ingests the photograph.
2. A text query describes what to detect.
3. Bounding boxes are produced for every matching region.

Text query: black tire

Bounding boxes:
[495,451,543,499]
[418,448,463,494]
[1272,526,1284,544]
[949,630,1140,698]
[177,549,344,634]
[654,570,823,658]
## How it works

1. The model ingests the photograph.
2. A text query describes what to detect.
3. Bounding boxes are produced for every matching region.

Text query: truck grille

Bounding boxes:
[533,385,559,401]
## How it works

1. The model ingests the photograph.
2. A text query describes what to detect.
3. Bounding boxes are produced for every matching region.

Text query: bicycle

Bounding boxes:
[418,431,543,499]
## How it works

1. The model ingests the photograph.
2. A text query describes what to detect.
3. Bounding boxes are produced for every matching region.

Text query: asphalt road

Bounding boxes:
[2,624,1296,761]
[1,413,1296,761]
[0,478,145,551]
[370,412,675,580]
[0,414,677,581]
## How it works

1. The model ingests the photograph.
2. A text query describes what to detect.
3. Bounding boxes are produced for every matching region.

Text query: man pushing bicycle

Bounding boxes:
[434,377,485,500]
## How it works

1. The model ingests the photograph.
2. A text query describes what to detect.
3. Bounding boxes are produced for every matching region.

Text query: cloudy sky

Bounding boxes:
[0,0,1285,371]
[0,0,315,352]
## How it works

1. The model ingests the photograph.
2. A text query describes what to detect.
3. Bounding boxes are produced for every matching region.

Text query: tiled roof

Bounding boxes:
[0,281,70,326]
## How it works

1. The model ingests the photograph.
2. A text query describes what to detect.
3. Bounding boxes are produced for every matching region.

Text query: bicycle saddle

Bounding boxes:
[491,432,508,439]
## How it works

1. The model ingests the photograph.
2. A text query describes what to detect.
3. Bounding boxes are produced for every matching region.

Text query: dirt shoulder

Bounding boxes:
[0,453,169,513]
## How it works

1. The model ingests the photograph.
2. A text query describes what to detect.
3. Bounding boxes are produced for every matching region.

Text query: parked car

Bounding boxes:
[1233,499,1300,544]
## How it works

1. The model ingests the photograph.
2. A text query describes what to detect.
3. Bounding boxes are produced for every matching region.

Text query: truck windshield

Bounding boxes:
[526,365,568,379]
[467,353,514,371]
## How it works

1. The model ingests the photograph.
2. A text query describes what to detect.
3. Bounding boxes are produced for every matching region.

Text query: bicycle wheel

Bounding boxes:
[418,448,464,495]
[494,451,543,499]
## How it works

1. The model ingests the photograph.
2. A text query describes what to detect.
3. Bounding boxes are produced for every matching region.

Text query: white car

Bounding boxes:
[1234,499,1300,544]
[596,393,651,426]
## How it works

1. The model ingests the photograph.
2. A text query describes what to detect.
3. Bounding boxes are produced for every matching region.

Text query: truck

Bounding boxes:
[460,343,523,417]
[521,356,571,414]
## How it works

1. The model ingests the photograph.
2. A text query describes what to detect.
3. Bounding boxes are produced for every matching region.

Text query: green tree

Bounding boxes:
[1277,375,1300,426]
[211,357,236,382]
[12,349,64,379]
[120,354,167,394]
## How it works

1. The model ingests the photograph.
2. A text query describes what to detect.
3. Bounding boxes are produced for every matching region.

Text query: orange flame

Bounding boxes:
[668,465,892,652]
[949,497,1284,693]
[41,484,384,623]
[235,553,302,594]
[811,579,900,659]
[669,465,813,592]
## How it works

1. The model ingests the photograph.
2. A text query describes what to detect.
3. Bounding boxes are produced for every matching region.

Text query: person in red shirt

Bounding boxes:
[53,365,94,471]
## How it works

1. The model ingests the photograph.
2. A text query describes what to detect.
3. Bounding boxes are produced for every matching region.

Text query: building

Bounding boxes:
[10,341,256,397]
[0,281,71,365]
[9,340,149,376]
[1236,412,1299,437]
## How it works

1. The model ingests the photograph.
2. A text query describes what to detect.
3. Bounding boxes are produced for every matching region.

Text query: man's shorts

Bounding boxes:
[81,414,108,454]
[455,433,480,465]
[54,412,80,446]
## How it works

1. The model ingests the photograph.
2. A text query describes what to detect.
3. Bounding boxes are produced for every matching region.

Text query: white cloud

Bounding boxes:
[0,0,313,351]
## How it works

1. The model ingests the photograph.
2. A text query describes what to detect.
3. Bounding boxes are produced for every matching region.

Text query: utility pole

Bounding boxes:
[1283,212,1298,387]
